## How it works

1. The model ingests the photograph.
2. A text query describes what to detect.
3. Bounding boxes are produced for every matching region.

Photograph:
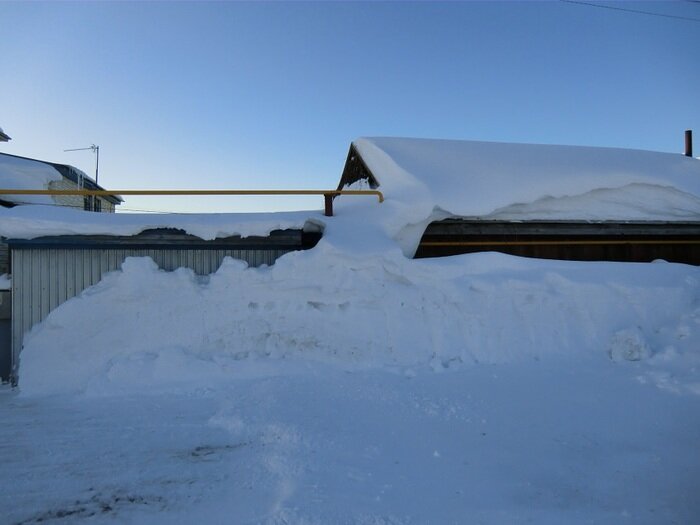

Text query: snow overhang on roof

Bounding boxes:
[341,137,700,222]
[0,152,63,206]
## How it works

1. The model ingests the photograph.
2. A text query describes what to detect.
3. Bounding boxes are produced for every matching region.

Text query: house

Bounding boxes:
[337,137,700,264]
[0,152,122,212]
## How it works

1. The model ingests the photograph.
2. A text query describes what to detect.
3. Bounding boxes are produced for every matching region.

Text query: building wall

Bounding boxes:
[0,291,10,382]
[0,240,8,274]
[48,179,116,213]
[48,179,83,210]
[415,220,700,265]
[10,247,291,380]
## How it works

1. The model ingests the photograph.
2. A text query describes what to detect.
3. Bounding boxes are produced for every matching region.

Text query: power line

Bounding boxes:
[560,0,700,22]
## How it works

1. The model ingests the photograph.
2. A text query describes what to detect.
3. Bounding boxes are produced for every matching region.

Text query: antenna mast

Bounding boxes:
[64,144,100,185]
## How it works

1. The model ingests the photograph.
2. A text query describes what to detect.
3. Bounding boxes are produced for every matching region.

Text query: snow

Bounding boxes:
[1,138,699,257]
[17,252,700,398]
[0,205,324,241]
[0,153,63,205]
[0,273,9,290]
[8,245,700,523]
[486,183,700,221]
[2,138,700,523]
[3,361,699,525]
[353,137,700,231]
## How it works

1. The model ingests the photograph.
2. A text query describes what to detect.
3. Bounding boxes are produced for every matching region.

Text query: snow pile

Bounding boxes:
[0,153,62,205]
[353,137,700,232]
[19,250,700,397]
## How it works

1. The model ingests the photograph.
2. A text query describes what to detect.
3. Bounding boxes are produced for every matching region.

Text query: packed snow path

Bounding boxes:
[1,360,699,525]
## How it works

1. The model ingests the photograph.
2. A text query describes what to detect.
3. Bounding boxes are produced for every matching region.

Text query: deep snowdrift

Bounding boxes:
[19,248,700,397]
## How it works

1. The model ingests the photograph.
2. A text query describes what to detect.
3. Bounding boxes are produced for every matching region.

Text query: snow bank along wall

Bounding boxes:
[4,227,321,381]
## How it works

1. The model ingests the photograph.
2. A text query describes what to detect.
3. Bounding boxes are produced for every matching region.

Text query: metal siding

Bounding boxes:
[0,241,9,274]
[94,250,103,285]
[57,250,67,306]
[11,251,23,374]
[100,250,110,276]
[30,252,41,326]
[83,250,92,289]
[38,252,47,333]
[47,250,57,318]
[115,249,126,270]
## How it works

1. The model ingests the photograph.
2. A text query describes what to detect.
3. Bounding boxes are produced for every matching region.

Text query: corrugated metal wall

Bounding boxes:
[10,248,290,378]
[0,240,8,274]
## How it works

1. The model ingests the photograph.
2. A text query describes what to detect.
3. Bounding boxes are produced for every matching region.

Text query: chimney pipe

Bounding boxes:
[685,129,693,157]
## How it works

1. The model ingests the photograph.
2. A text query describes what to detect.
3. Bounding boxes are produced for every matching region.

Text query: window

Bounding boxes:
[82,196,102,212]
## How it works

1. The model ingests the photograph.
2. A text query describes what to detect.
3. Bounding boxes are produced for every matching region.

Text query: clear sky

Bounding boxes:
[1,1,699,213]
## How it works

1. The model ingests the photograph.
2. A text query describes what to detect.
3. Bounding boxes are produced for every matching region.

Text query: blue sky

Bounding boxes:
[1,1,699,213]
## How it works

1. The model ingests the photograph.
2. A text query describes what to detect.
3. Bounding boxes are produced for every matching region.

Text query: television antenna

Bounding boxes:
[64,144,100,186]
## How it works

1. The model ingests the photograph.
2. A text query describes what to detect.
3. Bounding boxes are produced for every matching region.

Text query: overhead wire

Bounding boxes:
[560,0,700,22]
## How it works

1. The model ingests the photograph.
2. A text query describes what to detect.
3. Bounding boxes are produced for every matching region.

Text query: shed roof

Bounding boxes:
[345,137,700,222]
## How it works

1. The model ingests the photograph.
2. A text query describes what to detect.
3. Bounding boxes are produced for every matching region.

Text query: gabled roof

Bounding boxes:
[341,137,700,222]
[0,152,122,206]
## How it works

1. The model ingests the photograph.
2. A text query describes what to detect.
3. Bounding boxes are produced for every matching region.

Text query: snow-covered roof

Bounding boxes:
[351,137,700,222]
[0,153,63,205]
[3,138,700,252]
[0,205,323,241]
